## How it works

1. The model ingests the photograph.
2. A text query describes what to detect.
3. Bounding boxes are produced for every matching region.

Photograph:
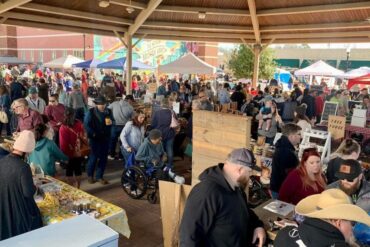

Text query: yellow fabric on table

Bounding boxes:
[36,176,131,238]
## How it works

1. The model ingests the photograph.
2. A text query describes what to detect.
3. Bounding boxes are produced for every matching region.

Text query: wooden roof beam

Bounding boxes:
[110,0,146,9]
[137,28,254,39]
[2,11,128,32]
[263,31,370,39]
[258,1,370,17]
[155,5,249,17]
[17,3,133,25]
[125,0,163,40]
[261,21,370,32]
[142,21,252,32]
[139,34,245,43]
[110,0,249,16]
[269,37,370,44]
[0,0,30,14]
[247,0,260,43]
[4,19,116,37]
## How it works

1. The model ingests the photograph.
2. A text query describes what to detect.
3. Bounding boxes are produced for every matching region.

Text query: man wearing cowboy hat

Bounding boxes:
[179,148,266,247]
[84,95,115,185]
[274,189,370,247]
[327,159,370,213]
[0,130,43,240]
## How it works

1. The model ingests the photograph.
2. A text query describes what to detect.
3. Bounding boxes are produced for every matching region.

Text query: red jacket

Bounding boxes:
[315,95,324,116]
[44,104,65,132]
[59,120,84,158]
[278,169,324,205]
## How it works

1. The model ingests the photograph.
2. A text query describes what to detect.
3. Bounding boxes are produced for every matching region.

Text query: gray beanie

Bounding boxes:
[149,129,162,140]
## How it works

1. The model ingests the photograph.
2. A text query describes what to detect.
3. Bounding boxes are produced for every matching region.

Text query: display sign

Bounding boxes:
[328,115,346,140]
[321,101,338,123]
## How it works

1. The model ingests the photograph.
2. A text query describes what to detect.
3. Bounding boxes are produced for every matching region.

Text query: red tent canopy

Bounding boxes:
[347,73,370,89]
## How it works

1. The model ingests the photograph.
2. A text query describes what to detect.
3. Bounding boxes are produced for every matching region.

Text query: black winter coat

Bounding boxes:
[270,135,299,193]
[0,154,43,240]
[179,164,264,247]
[275,218,350,247]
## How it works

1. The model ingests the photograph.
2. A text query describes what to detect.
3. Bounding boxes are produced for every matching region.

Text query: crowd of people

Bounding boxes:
[0,63,370,246]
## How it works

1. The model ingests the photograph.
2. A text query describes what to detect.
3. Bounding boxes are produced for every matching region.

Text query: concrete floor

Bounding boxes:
[62,156,192,247]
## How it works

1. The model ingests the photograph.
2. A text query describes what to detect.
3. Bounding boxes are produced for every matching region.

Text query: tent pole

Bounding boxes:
[126,35,132,95]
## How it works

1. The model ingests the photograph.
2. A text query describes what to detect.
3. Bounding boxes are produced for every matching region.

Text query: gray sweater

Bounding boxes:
[108,100,134,126]
[68,91,86,109]
[120,121,144,151]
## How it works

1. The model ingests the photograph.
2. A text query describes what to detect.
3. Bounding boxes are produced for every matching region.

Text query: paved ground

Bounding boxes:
[55,156,192,247]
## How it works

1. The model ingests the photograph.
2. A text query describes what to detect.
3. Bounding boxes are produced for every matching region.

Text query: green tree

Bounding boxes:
[228,45,277,79]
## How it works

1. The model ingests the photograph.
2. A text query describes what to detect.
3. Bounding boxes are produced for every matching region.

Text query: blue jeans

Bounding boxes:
[87,139,110,179]
[162,138,174,169]
[120,146,132,168]
[109,125,124,156]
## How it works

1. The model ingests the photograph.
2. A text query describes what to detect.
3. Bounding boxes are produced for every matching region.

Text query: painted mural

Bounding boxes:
[93,36,190,66]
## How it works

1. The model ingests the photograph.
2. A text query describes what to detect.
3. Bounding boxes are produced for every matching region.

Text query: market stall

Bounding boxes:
[158,53,216,74]
[347,73,370,90]
[43,55,84,69]
[35,176,131,239]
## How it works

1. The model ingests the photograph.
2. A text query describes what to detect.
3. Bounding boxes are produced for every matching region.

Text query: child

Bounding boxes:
[258,98,273,131]
[136,129,185,184]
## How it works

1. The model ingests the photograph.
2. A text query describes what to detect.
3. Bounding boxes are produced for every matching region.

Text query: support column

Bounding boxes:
[125,35,132,95]
[252,44,261,88]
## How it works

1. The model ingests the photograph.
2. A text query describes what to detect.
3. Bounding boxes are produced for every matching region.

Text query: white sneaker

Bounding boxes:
[173,175,185,185]
[107,155,115,160]
[168,168,176,179]
[130,188,142,196]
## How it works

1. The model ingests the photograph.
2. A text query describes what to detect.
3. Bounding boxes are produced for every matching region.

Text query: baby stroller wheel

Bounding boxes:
[121,166,147,199]
[147,192,157,204]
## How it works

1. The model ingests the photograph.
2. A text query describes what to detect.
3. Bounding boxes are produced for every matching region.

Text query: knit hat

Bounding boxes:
[28,86,38,94]
[13,130,35,153]
[295,103,307,116]
[148,129,162,140]
[227,148,261,171]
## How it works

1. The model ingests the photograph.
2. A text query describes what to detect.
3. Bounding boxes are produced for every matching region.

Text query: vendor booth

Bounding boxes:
[347,73,370,89]
[97,57,155,70]
[158,53,216,74]
[294,60,344,77]
[72,58,104,68]
[43,55,84,69]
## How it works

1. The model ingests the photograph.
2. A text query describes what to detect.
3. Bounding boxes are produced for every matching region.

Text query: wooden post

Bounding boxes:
[126,35,132,94]
[252,44,261,88]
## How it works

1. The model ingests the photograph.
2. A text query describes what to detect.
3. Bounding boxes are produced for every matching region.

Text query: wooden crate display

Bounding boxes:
[192,110,252,185]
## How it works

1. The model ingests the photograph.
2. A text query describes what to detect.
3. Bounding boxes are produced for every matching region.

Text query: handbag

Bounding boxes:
[68,127,90,157]
[0,107,8,124]
[170,110,179,128]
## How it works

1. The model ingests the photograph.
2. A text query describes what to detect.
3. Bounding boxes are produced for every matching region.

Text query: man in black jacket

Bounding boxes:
[275,189,370,247]
[179,148,266,247]
[270,123,302,199]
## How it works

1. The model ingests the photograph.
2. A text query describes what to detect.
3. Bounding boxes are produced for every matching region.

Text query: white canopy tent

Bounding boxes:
[294,60,344,77]
[340,66,370,79]
[158,53,216,74]
[44,55,84,69]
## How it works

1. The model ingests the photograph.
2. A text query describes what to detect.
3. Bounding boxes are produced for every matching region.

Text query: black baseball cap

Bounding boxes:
[335,159,362,182]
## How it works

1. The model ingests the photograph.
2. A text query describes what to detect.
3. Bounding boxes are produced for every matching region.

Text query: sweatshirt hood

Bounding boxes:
[198,163,233,192]
[34,138,48,151]
[299,218,347,247]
